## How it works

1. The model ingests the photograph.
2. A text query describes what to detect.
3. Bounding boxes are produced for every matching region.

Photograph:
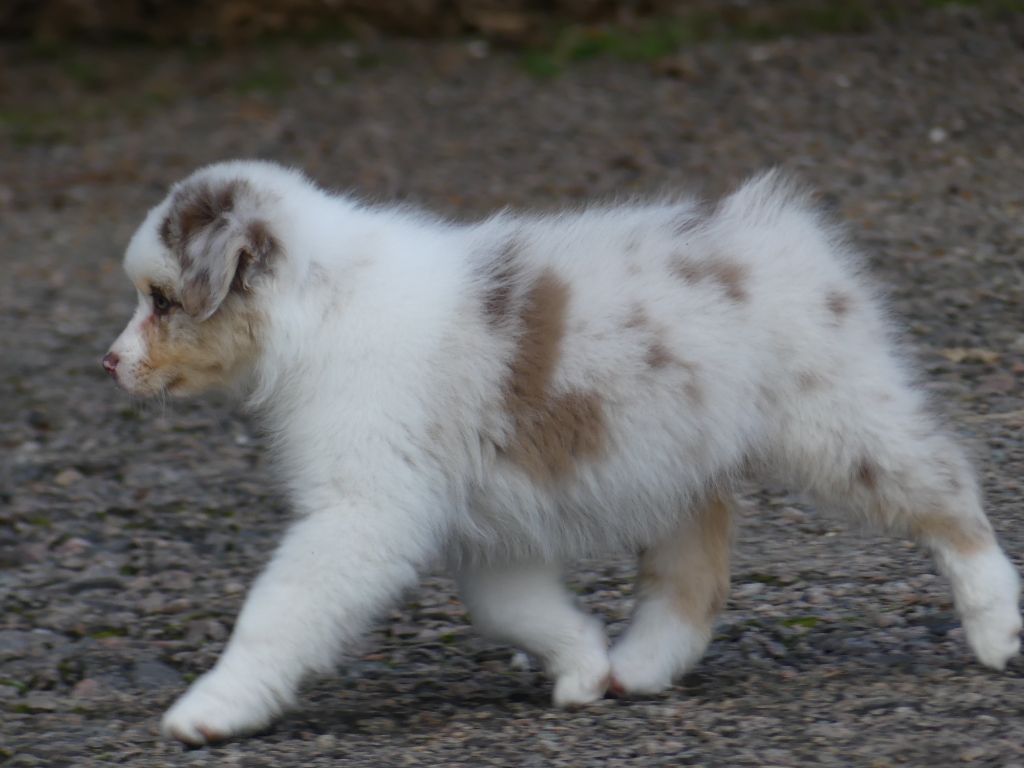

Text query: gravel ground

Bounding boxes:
[3,9,1024,767]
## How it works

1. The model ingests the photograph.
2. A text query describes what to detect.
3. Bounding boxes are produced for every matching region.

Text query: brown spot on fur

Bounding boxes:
[161,178,279,319]
[856,459,878,489]
[672,256,749,302]
[246,219,279,261]
[910,514,991,555]
[646,340,674,369]
[826,290,852,320]
[709,260,748,302]
[624,304,648,330]
[499,270,606,481]
[797,370,828,391]
[159,215,174,250]
[176,180,239,247]
[637,495,732,628]
[684,379,703,407]
[481,238,523,328]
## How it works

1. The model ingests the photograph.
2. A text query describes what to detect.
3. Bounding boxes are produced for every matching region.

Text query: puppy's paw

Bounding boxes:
[607,644,674,696]
[964,603,1022,671]
[161,671,286,746]
[552,656,611,708]
[609,615,708,696]
[954,548,1021,671]
[550,619,610,708]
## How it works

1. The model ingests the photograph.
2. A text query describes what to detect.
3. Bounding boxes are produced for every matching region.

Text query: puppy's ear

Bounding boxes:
[159,179,279,322]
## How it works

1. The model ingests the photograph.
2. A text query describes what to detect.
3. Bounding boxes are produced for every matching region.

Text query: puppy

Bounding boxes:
[104,161,1021,745]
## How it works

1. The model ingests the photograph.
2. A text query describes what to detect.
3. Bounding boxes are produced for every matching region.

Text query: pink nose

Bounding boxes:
[102,352,120,378]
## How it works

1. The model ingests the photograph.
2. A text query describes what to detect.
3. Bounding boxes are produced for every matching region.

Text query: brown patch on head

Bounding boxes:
[856,458,879,489]
[826,290,852,321]
[638,494,732,629]
[672,255,749,303]
[498,270,606,481]
[176,180,239,248]
[136,295,264,396]
[159,177,279,320]
[910,514,992,555]
[158,179,242,271]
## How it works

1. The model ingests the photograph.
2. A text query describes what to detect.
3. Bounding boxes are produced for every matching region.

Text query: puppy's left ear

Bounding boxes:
[161,179,279,322]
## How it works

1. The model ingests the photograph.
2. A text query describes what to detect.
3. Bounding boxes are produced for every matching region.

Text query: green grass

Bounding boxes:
[0,677,28,694]
[781,616,821,628]
[518,0,1024,78]
[89,627,128,639]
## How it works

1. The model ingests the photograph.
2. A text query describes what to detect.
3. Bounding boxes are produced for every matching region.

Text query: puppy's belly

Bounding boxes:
[462,445,733,560]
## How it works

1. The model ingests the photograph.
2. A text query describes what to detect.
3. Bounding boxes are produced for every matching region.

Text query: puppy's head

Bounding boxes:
[104,168,280,397]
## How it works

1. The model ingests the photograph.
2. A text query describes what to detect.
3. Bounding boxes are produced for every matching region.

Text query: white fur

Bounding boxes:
[105,161,1021,745]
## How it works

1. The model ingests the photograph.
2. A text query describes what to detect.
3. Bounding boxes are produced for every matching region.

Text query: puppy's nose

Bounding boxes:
[102,352,120,378]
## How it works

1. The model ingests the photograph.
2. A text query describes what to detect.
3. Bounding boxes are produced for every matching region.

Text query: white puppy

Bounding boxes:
[104,161,1021,745]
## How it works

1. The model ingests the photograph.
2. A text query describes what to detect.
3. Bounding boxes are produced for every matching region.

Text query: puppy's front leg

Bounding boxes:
[161,499,436,745]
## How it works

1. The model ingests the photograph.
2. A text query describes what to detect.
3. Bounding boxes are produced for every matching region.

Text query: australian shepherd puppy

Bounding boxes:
[104,161,1020,745]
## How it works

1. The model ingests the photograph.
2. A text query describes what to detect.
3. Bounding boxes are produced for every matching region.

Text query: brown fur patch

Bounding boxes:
[481,238,523,328]
[624,304,648,330]
[176,180,240,248]
[637,495,732,628]
[498,270,606,481]
[826,290,852,320]
[910,514,991,555]
[672,255,749,302]
[137,296,263,395]
[646,340,674,369]
[856,459,878,489]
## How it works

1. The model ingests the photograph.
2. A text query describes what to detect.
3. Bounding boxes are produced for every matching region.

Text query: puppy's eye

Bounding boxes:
[151,288,175,316]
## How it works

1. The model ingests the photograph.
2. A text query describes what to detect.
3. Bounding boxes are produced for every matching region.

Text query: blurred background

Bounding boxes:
[2,2,1024,766]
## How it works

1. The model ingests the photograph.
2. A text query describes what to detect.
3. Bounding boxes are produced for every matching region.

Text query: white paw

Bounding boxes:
[551,656,611,708]
[609,611,710,695]
[949,547,1022,671]
[608,643,674,695]
[161,670,288,745]
[963,602,1022,671]
[549,619,610,708]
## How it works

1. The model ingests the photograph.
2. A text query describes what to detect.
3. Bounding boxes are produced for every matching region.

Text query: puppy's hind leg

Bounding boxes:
[609,495,732,695]
[457,560,611,707]
[771,379,1021,670]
